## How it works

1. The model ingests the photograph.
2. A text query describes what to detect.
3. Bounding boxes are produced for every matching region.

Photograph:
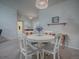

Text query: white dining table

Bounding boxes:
[26,34,55,59]
[26,34,55,42]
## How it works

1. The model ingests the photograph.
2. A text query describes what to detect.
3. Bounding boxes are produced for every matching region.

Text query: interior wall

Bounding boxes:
[0,3,32,39]
[0,3,17,39]
[23,17,32,29]
[0,0,79,49]
[35,0,79,49]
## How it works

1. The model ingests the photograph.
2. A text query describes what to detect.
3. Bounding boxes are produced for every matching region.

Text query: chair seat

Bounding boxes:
[27,45,39,55]
[20,45,38,56]
[31,42,49,49]
[31,42,49,44]
[31,42,38,44]
[43,43,55,54]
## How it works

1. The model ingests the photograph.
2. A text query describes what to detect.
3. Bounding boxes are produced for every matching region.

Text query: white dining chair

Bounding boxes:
[42,33,62,59]
[17,21,40,59]
[18,32,40,59]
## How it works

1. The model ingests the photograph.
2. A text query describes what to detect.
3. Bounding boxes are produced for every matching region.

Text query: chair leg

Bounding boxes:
[28,55,33,59]
[58,52,60,59]
[58,48,60,59]
[53,54,56,59]
[20,52,22,59]
[41,50,44,59]
[25,55,28,59]
[37,51,40,59]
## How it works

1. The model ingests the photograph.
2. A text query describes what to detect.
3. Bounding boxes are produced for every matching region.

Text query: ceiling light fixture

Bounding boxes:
[28,16,33,20]
[35,0,48,9]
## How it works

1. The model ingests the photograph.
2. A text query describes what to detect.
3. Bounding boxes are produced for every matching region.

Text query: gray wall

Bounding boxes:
[0,3,17,39]
[0,0,79,49]
[0,3,32,39]
[34,0,79,49]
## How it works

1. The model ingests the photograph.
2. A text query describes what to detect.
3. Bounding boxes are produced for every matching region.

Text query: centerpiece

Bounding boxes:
[35,25,43,36]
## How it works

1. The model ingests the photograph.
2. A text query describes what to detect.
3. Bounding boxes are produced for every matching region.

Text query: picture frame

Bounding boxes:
[52,16,59,23]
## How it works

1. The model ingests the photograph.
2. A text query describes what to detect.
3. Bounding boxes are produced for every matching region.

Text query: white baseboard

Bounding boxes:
[65,45,79,50]
[3,36,17,40]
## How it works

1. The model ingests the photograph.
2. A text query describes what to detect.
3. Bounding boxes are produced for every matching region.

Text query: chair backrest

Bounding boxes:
[53,33,61,52]
[18,32,27,51]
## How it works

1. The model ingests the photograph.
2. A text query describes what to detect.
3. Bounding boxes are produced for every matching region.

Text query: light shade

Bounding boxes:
[28,16,33,20]
[35,0,48,9]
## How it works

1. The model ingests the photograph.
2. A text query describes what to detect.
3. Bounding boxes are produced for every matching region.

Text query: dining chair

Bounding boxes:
[42,33,62,59]
[18,32,40,59]
[17,21,40,59]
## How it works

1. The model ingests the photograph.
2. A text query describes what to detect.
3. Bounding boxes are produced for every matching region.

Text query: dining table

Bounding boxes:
[26,34,55,59]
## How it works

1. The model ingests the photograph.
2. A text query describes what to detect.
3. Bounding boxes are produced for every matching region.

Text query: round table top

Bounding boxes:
[27,34,55,42]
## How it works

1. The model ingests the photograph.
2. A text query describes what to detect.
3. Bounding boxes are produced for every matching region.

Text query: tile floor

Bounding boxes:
[0,38,79,59]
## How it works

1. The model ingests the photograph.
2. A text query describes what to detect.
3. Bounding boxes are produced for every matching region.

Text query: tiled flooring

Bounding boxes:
[0,39,79,59]
[60,47,79,59]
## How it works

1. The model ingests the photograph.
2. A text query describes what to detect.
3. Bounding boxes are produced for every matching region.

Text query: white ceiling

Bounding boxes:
[0,0,65,19]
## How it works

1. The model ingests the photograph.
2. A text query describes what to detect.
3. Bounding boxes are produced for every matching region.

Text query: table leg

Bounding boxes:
[40,50,44,59]
[37,51,40,59]
[37,42,44,59]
